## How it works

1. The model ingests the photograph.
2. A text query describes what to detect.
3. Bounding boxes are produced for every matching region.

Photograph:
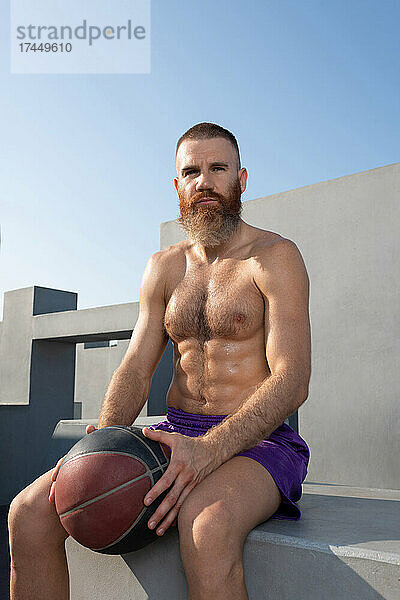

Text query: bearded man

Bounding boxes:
[8,122,311,600]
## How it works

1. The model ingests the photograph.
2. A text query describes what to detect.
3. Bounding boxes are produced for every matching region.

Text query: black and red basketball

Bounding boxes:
[54,425,171,554]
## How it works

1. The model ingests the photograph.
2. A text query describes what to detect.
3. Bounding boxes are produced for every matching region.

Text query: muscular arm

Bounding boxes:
[97,251,169,428]
[201,238,311,461]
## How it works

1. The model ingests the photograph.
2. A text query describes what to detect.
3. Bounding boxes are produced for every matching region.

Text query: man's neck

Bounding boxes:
[194,220,247,264]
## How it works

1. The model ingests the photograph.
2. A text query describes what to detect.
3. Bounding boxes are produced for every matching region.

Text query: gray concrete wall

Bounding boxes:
[74,339,174,420]
[161,161,400,490]
[74,341,131,419]
[0,287,172,504]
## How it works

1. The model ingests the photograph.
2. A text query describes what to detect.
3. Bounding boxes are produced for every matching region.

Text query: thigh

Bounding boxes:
[179,455,282,546]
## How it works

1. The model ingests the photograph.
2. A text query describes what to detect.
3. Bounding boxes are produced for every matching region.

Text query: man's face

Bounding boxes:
[174,137,247,247]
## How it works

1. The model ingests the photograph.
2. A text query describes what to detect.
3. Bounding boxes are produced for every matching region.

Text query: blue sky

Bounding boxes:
[1,0,399,321]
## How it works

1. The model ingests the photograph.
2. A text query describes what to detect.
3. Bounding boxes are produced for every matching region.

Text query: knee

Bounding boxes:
[178,498,244,589]
[9,488,32,533]
[9,483,42,528]
[178,497,235,554]
[8,481,66,551]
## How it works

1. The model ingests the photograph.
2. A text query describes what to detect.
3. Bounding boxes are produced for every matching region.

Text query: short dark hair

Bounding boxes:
[176,122,241,168]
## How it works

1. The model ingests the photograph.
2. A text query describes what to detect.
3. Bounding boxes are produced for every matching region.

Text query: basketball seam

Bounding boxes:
[61,450,154,465]
[59,463,167,518]
[110,426,166,470]
[94,440,172,551]
[92,506,148,551]
[92,446,160,551]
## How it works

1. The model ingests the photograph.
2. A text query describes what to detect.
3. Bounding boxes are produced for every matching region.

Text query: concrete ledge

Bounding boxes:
[65,484,400,599]
[45,419,400,599]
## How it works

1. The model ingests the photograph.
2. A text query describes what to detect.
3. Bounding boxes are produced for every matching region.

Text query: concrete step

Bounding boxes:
[45,419,400,599]
[64,483,400,599]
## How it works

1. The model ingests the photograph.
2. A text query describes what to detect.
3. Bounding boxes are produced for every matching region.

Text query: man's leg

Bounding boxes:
[177,455,282,600]
[8,468,70,600]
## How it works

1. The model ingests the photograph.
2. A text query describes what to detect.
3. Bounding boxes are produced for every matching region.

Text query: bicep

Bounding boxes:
[262,240,311,392]
[120,252,169,379]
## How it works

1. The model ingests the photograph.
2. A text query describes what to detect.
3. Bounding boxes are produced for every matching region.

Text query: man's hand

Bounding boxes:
[48,424,97,503]
[142,427,221,536]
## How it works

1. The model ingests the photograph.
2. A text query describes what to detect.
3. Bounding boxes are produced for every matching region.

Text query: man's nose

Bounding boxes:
[196,172,214,191]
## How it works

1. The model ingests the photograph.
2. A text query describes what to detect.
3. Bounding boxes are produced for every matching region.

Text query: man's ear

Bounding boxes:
[239,167,248,194]
[173,177,178,193]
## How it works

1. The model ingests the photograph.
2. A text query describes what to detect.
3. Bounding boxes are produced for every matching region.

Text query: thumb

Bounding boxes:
[142,427,155,437]
[142,427,173,457]
[142,427,174,444]
[142,427,166,440]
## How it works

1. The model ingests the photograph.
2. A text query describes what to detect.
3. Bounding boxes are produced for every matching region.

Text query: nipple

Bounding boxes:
[234,313,245,322]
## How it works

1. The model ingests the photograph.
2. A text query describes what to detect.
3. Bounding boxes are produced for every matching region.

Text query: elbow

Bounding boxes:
[275,368,310,409]
[296,383,309,408]
[298,364,311,406]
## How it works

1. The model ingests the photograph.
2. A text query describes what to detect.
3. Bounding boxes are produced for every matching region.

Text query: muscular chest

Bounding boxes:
[164,263,265,343]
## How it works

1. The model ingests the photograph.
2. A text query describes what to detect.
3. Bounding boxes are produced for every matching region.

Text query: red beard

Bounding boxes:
[177,178,242,247]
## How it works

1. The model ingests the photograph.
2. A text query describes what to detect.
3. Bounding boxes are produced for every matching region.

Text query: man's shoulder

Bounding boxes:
[150,240,189,266]
[247,226,298,254]
[146,241,189,286]
[249,226,298,257]
[250,230,308,288]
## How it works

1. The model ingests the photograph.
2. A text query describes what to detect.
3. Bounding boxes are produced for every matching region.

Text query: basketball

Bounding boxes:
[54,425,171,554]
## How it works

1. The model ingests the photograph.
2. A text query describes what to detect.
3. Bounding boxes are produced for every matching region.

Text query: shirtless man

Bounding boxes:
[8,122,311,600]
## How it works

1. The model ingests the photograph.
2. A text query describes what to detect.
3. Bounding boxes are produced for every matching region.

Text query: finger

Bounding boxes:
[49,481,56,503]
[51,456,64,482]
[153,505,180,536]
[153,481,196,535]
[49,456,65,502]
[142,427,176,445]
[147,469,191,530]
[143,460,181,507]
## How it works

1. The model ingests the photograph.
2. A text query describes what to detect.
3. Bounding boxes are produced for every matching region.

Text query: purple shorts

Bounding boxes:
[148,406,310,521]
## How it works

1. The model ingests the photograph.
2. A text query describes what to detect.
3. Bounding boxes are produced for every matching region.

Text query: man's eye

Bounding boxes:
[183,167,223,177]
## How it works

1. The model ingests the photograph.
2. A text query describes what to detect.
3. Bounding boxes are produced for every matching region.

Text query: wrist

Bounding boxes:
[199,431,226,468]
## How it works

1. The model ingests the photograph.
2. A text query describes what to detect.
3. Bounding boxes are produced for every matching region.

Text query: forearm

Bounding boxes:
[97,366,150,428]
[202,372,305,464]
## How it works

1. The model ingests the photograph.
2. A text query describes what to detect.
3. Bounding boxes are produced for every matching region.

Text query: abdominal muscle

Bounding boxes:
[166,334,271,416]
